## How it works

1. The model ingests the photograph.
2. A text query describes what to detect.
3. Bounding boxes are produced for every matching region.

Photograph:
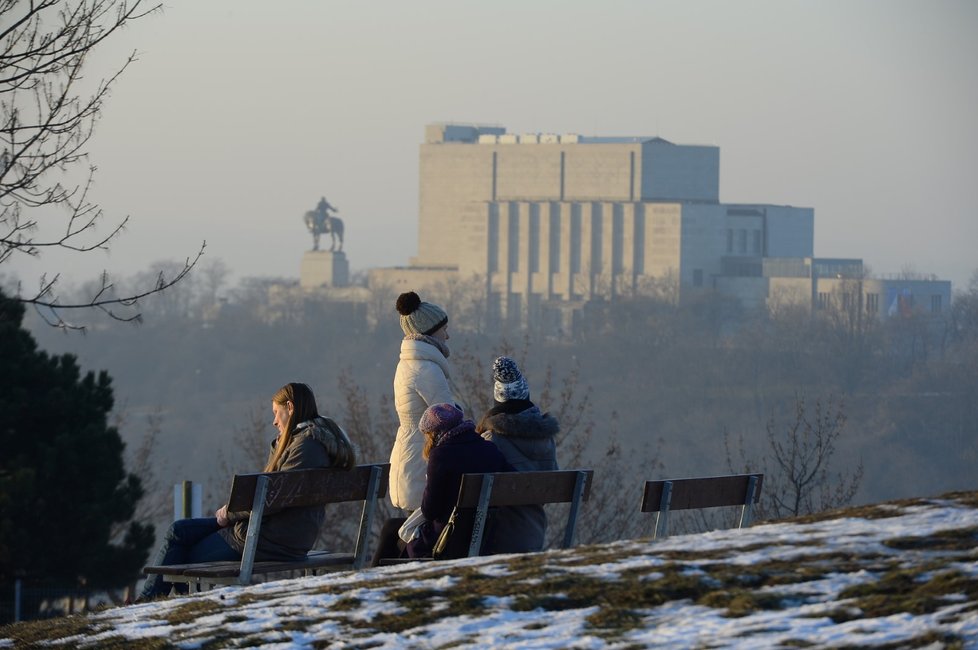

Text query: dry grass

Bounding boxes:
[2,490,976,648]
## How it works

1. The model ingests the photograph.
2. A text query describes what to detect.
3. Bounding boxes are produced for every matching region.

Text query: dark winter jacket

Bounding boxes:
[477,403,559,553]
[407,420,512,558]
[219,416,355,560]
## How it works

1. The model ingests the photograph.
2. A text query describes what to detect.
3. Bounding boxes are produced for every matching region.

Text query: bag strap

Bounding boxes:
[431,508,458,559]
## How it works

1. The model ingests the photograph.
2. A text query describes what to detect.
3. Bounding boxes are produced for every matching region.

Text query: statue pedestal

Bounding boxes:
[300,250,349,289]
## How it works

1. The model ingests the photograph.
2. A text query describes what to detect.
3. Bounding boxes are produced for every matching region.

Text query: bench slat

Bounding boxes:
[455,470,594,508]
[641,474,764,512]
[145,552,356,579]
[184,554,356,578]
[227,464,391,513]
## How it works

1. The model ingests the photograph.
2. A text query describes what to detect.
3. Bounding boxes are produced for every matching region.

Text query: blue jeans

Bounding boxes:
[140,517,239,598]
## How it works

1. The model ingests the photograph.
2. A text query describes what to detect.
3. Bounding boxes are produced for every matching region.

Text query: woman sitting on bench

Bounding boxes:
[477,356,559,554]
[405,403,512,559]
[139,382,355,600]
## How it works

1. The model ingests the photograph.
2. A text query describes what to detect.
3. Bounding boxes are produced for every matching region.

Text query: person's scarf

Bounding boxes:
[483,398,534,418]
[404,333,450,358]
[432,419,474,448]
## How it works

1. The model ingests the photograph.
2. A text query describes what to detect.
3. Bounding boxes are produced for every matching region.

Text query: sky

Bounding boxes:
[5,0,978,294]
[5,492,977,647]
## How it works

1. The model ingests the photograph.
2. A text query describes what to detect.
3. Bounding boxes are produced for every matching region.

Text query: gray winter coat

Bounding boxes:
[477,405,559,553]
[219,416,355,560]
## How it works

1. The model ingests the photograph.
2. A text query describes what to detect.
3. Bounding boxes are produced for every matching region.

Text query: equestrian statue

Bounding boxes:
[303,196,344,252]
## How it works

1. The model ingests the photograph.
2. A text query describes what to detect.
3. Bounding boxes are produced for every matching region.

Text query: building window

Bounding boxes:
[529,206,540,273]
[817,292,829,310]
[570,204,581,273]
[752,230,762,255]
[589,204,602,272]
[549,208,561,273]
[726,229,734,254]
[866,293,879,313]
[487,205,499,273]
[931,294,942,313]
[508,203,519,272]
[612,205,624,274]
[738,229,747,254]
[693,269,703,287]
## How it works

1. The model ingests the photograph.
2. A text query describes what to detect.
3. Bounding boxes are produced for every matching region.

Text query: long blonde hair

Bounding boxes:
[422,429,437,461]
[264,383,319,472]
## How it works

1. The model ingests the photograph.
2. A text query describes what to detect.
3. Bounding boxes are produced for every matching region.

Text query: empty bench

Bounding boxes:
[144,462,390,591]
[641,473,763,539]
[383,469,594,563]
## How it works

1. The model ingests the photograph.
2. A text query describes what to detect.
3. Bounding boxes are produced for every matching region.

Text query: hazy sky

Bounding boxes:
[7,0,978,294]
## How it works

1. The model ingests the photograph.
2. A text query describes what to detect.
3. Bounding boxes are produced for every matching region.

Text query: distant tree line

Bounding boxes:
[9,263,977,607]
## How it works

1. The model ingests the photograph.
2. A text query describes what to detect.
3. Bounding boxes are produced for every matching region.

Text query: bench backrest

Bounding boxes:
[641,473,763,539]
[227,463,390,580]
[452,469,594,558]
[226,464,390,512]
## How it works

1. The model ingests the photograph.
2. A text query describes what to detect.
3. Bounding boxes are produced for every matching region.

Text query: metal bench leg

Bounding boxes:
[562,471,588,549]
[654,481,673,540]
[738,475,759,528]
[238,475,270,585]
[353,464,382,569]
[469,475,495,557]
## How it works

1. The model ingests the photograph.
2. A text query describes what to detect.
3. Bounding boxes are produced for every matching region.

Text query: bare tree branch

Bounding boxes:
[19,241,206,330]
[1,0,204,328]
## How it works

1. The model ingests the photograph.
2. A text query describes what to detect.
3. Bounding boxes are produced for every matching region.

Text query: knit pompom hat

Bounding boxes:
[396,291,448,336]
[419,403,464,437]
[492,356,529,403]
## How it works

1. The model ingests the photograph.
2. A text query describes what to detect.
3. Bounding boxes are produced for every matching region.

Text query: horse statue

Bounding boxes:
[303,197,344,252]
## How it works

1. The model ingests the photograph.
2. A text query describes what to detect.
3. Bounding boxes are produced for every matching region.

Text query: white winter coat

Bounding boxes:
[389,337,454,510]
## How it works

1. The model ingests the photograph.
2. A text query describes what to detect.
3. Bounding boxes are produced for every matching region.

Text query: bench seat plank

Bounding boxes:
[184,554,356,578]
[144,552,356,578]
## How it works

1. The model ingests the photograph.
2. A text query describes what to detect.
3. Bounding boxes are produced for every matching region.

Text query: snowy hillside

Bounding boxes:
[2,491,977,649]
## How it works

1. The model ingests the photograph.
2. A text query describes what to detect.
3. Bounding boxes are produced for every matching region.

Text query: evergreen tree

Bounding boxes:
[0,289,153,592]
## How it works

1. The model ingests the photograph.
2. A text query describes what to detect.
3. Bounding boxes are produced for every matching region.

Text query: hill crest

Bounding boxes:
[3,491,977,649]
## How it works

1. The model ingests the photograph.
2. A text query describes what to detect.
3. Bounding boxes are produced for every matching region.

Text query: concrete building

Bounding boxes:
[719,256,952,321]
[369,123,949,331]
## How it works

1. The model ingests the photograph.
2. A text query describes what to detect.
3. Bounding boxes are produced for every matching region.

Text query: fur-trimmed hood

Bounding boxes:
[292,416,356,470]
[477,405,559,440]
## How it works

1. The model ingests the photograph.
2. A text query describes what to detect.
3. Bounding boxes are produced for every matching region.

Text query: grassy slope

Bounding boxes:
[2,491,977,649]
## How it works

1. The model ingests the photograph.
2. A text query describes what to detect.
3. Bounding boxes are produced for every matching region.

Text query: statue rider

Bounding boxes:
[316,197,337,220]
[305,197,342,252]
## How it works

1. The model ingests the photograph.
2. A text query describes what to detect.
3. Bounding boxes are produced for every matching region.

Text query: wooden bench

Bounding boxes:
[383,469,594,563]
[143,463,390,591]
[641,473,763,539]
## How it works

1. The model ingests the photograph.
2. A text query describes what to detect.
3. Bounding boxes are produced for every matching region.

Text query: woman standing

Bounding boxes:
[371,291,455,564]
[477,357,559,554]
[389,291,455,511]
[139,382,355,600]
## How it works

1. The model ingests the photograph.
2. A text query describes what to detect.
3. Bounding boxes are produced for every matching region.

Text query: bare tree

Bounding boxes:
[218,406,272,480]
[1,0,204,329]
[110,406,171,541]
[313,369,401,551]
[728,395,863,520]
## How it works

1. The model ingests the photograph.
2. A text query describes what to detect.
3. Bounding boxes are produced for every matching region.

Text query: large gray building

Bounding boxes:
[369,123,948,330]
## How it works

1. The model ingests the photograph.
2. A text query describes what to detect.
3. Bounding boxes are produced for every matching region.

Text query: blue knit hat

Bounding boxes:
[492,356,529,403]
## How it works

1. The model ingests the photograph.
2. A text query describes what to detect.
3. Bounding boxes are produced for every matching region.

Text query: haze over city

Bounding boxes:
[5,0,977,292]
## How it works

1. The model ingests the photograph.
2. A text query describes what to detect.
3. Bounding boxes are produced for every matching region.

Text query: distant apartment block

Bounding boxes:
[369,123,950,331]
